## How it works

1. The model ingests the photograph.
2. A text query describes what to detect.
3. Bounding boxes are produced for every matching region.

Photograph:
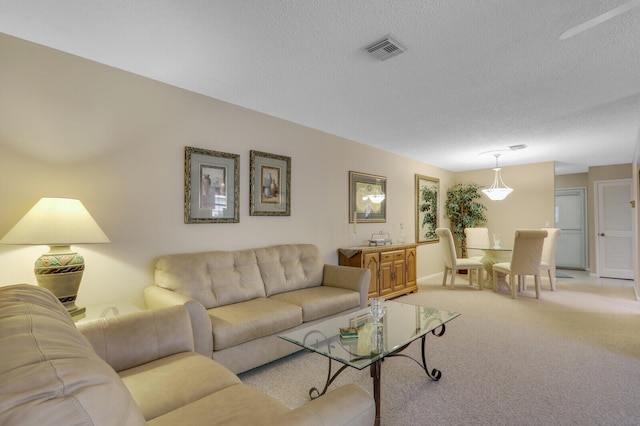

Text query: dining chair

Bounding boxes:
[539,228,563,291]
[464,227,490,258]
[436,228,485,289]
[492,230,547,299]
[464,227,490,283]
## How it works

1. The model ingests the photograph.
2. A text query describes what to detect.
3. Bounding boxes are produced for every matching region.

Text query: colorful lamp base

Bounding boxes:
[34,245,86,316]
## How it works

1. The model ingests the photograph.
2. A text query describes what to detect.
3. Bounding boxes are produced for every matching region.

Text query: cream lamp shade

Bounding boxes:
[1,197,110,316]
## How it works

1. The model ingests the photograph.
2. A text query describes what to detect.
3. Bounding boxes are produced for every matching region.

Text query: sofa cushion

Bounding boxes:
[255,244,324,297]
[270,285,361,322]
[155,249,266,308]
[0,284,146,426]
[147,383,290,426]
[120,352,241,421]
[209,298,302,350]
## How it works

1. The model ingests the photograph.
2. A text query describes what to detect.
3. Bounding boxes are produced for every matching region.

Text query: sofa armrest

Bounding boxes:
[322,264,371,308]
[77,305,194,372]
[276,384,375,426]
[144,286,213,357]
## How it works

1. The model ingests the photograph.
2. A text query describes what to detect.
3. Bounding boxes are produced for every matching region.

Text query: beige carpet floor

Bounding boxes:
[239,271,640,425]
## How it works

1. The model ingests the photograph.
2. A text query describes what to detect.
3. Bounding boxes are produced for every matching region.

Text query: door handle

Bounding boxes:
[599,233,605,237]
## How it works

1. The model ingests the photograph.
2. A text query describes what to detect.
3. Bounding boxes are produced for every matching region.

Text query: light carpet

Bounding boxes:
[240,272,640,425]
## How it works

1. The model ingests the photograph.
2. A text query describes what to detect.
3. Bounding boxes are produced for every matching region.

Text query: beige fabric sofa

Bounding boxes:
[0,284,375,425]
[146,243,371,373]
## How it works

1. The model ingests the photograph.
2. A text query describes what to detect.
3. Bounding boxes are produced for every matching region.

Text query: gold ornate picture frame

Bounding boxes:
[249,150,291,216]
[349,171,386,223]
[184,146,239,223]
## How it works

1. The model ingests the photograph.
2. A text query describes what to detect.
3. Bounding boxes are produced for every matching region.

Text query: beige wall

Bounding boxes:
[555,173,588,189]
[0,34,558,306]
[455,162,556,247]
[634,162,640,297]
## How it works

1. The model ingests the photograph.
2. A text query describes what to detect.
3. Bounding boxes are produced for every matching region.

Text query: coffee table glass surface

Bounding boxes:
[279,300,460,370]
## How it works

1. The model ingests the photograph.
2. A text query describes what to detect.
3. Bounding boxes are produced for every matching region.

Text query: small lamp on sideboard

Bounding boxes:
[1,197,110,315]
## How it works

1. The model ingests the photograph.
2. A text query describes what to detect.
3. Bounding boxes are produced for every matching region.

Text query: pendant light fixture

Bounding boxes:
[482,154,513,201]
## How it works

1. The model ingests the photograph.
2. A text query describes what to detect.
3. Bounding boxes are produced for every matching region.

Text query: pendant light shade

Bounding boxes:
[482,154,513,201]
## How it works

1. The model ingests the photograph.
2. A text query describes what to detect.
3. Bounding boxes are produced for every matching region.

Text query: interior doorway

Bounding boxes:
[595,179,634,279]
[555,188,587,270]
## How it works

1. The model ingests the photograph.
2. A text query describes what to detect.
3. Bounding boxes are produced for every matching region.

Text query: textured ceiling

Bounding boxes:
[1,0,639,174]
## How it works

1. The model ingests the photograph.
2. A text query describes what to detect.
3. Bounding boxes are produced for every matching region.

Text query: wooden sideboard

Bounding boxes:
[338,244,418,299]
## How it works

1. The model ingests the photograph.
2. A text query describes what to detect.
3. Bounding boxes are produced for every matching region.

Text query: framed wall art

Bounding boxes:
[249,150,291,216]
[349,171,386,223]
[415,174,439,243]
[184,146,239,223]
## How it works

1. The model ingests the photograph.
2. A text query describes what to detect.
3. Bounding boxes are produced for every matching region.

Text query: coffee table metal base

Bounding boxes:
[309,324,447,426]
[309,363,349,400]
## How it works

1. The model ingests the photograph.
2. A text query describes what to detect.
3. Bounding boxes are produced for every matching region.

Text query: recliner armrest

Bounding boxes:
[144,286,213,357]
[322,264,371,308]
[77,305,194,372]
[275,384,375,426]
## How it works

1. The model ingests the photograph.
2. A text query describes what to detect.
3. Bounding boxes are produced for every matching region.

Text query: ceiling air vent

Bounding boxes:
[365,35,407,61]
[509,144,528,151]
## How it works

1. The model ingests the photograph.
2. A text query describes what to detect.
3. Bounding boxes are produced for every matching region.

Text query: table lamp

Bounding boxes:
[1,197,110,315]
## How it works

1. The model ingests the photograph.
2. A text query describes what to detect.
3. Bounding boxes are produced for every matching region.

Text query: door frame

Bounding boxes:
[594,178,635,279]
[554,187,587,270]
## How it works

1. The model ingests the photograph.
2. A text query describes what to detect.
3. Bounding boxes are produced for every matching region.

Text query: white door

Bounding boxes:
[595,179,634,279]
[555,188,587,269]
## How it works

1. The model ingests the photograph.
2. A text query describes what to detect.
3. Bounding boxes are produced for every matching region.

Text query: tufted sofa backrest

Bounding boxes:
[155,248,265,309]
[154,244,325,308]
[255,244,324,297]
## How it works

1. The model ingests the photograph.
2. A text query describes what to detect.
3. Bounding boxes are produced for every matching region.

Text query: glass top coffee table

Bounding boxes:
[279,300,460,426]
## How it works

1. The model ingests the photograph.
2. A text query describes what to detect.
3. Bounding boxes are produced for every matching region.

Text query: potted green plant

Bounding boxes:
[444,183,487,257]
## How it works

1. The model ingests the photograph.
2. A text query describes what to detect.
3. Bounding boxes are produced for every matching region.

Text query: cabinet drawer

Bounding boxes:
[381,250,404,262]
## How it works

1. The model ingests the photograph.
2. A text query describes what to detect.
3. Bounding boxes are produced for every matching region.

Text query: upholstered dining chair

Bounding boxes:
[464,227,490,258]
[539,228,563,291]
[464,227,490,282]
[492,229,547,299]
[436,228,485,290]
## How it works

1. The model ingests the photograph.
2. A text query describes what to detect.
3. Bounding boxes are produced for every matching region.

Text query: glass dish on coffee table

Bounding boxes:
[279,300,460,426]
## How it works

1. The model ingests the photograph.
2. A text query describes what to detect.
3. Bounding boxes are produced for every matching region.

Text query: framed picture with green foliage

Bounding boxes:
[415,174,439,243]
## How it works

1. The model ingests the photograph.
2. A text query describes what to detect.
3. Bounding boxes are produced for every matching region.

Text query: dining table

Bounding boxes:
[466,245,512,289]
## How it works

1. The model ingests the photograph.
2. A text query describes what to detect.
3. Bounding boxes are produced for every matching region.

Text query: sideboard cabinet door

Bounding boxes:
[363,252,380,298]
[338,244,418,300]
[405,246,417,293]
